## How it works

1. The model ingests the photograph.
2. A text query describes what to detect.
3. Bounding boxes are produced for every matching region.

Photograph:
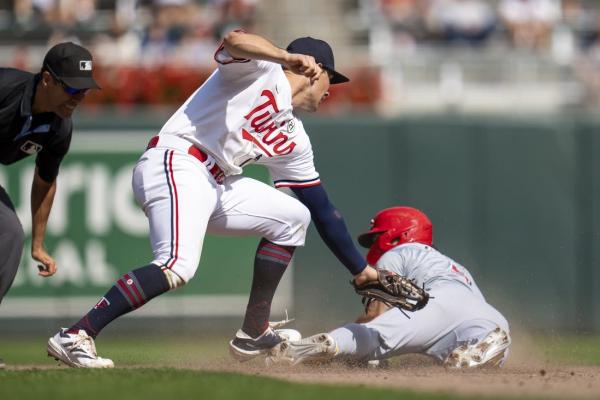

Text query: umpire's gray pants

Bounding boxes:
[0,185,24,304]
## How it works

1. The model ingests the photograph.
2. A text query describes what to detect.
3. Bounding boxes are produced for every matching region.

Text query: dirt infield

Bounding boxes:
[4,331,599,399]
[190,332,600,399]
[9,361,600,399]
[189,357,598,399]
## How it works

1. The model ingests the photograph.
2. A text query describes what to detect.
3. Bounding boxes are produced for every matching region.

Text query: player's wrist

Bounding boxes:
[353,265,378,285]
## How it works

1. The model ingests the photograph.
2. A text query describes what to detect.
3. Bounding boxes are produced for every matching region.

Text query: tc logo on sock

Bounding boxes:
[94,297,111,309]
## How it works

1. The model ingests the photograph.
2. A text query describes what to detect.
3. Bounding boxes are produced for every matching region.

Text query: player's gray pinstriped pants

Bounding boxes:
[0,185,25,304]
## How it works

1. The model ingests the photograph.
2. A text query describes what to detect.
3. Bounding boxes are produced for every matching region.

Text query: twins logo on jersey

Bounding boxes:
[241,89,296,156]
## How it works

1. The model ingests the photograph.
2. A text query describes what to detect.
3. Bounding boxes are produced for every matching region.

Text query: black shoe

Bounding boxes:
[229,328,284,361]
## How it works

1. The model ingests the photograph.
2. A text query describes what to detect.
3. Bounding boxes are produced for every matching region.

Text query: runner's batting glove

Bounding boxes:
[352,269,429,312]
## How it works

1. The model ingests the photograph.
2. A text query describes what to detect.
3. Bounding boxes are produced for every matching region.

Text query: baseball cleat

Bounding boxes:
[274,328,302,342]
[47,328,114,368]
[444,327,511,369]
[229,327,291,361]
[266,332,338,366]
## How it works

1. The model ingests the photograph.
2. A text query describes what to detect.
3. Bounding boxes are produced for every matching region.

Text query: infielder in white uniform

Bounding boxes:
[270,207,511,368]
[47,31,380,368]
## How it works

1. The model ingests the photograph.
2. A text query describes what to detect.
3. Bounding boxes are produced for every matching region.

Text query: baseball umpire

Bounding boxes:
[46,30,392,368]
[0,42,100,367]
[269,207,511,368]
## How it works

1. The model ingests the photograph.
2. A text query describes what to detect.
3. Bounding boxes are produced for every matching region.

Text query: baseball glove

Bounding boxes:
[352,269,429,312]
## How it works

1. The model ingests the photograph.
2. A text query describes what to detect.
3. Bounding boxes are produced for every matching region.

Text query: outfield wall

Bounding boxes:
[1,113,598,333]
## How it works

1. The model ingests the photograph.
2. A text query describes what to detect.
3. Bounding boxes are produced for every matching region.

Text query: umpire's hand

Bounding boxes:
[32,247,57,277]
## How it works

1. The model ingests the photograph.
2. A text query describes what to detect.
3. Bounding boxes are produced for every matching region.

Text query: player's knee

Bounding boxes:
[154,252,200,286]
[161,267,187,289]
[291,201,311,231]
[284,201,311,244]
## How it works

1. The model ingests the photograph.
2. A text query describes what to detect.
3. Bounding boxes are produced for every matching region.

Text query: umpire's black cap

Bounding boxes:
[286,37,349,84]
[43,42,101,90]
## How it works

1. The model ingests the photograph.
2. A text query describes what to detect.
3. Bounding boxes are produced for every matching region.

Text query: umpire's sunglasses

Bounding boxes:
[45,66,88,96]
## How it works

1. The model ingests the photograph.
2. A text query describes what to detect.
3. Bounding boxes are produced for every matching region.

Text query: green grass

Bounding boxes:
[0,335,229,366]
[535,334,600,365]
[0,369,493,400]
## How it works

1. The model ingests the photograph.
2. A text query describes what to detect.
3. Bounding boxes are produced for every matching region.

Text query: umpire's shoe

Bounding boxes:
[47,328,114,368]
[229,328,288,361]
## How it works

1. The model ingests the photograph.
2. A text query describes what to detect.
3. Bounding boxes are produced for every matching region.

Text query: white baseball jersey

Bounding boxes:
[131,43,328,283]
[158,45,320,189]
[330,243,509,363]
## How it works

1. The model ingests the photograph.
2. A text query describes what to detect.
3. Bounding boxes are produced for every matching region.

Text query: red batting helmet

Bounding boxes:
[358,206,433,265]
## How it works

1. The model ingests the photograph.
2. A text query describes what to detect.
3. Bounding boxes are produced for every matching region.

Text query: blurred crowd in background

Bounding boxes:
[367,0,597,52]
[3,0,257,66]
[3,0,600,113]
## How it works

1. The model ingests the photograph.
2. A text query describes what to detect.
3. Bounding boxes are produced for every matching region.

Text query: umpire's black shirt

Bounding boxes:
[0,68,72,182]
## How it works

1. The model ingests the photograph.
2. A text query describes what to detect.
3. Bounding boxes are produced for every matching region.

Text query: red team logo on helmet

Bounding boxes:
[358,206,433,265]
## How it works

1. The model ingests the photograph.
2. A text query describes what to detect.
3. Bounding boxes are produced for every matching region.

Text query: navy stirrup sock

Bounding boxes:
[242,239,295,338]
[68,264,170,338]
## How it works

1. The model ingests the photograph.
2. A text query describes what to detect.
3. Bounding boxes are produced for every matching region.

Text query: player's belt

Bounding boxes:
[146,135,225,184]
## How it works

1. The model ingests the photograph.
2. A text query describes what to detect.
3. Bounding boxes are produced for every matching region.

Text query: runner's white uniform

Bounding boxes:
[132,45,319,282]
[330,243,510,363]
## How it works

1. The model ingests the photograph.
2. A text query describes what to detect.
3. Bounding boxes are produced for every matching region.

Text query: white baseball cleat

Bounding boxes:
[47,328,114,368]
[266,332,338,365]
[274,328,301,342]
[444,327,511,369]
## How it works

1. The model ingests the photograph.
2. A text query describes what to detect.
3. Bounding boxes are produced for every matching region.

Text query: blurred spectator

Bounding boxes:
[376,0,428,49]
[13,0,50,31]
[140,1,190,62]
[573,40,600,108]
[212,0,257,40]
[499,0,561,50]
[91,15,141,66]
[426,0,496,47]
[565,0,600,50]
[572,3,600,108]
[172,9,217,66]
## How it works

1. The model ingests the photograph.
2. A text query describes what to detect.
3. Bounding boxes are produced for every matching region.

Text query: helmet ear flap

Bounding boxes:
[367,228,401,265]
[376,228,398,252]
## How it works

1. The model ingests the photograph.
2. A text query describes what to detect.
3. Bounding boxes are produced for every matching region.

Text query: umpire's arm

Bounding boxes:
[30,168,57,277]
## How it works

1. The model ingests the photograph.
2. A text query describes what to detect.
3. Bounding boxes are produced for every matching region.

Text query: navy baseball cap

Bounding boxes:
[286,37,349,84]
[43,42,100,89]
